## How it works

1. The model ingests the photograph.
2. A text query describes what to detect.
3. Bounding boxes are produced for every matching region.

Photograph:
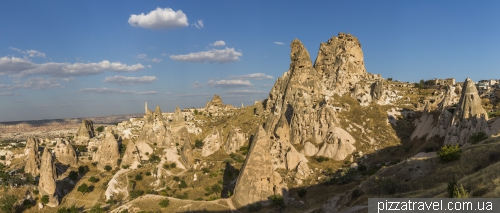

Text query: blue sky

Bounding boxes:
[1,1,499,122]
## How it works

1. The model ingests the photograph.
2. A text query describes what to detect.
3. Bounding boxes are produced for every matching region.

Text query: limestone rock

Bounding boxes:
[171,106,185,127]
[444,78,490,145]
[254,101,264,116]
[54,139,78,167]
[303,142,318,156]
[232,127,286,207]
[93,130,120,171]
[39,148,59,207]
[201,128,222,157]
[24,137,41,176]
[121,132,153,167]
[205,94,225,113]
[316,127,356,161]
[142,105,170,147]
[75,119,94,144]
[224,126,245,154]
[177,127,194,167]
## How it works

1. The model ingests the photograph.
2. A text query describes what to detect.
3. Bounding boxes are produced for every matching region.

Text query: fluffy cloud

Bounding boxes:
[136,54,148,59]
[0,92,18,96]
[78,87,157,95]
[224,89,266,94]
[170,47,242,63]
[150,58,162,63]
[136,54,161,63]
[104,75,158,85]
[274,42,285,45]
[128,7,189,30]
[210,40,226,47]
[0,57,144,77]
[192,81,203,88]
[231,73,273,80]
[10,47,46,58]
[207,79,252,88]
[0,77,62,90]
[193,20,203,29]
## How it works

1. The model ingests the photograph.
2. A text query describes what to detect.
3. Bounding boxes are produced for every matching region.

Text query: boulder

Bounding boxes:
[54,139,78,167]
[303,142,318,156]
[39,148,59,207]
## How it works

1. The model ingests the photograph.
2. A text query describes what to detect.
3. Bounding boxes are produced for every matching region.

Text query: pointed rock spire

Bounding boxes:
[39,148,59,207]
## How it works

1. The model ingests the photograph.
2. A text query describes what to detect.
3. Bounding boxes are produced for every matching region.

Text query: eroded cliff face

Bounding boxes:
[54,139,78,167]
[93,130,120,171]
[24,137,41,176]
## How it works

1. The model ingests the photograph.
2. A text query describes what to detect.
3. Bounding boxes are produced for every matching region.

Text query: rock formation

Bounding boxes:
[142,105,170,147]
[316,127,356,161]
[232,127,287,207]
[171,106,185,127]
[54,139,78,167]
[201,128,222,157]
[75,119,95,144]
[93,130,120,171]
[178,127,194,167]
[121,132,154,168]
[39,148,59,207]
[303,141,319,156]
[444,78,490,145]
[205,94,225,113]
[224,127,245,154]
[24,137,41,176]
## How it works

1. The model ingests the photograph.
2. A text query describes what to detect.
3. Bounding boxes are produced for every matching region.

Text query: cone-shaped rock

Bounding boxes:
[171,106,185,127]
[201,128,221,157]
[316,127,356,161]
[75,119,94,144]
[121,131,154,167]
[232,126,283,207]
[54,139,78,167]
[39,148,59,207]
[93,130,120,171]
[444,78,490,145]
[224,127,245,154]
[179,127,194,167]
[24,137,41,176]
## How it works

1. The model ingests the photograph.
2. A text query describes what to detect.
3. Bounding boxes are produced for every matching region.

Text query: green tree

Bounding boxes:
[104,165,112,172]
[269,194,286,212]
[0,194,16,213]
[96,126,105,133]
[298,188,307,202]
[68,170,78,181]
[41,195,49,204]
[77,183,89,194]
[438,145,462,162]
[195,139,204,149]
[470,131,488,144]
[135,174,143,181]
[89,176,99,183]
[159,198,170,208]
[89,204,105,213]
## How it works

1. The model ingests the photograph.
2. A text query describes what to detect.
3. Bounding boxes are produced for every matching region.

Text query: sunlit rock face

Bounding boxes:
[25,137,41,176]
[75,119,95,145]
[39,148,59,207]
[54,138,78,167]
[93,130,120,171]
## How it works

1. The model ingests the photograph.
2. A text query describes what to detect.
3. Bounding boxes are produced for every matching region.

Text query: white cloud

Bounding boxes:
[210,40,226,47]
[192,81,203,88]
[104,75,158,85]
[151,58,162,63]
[128,7,189,30]
[231,73,273,80]
[0,92,18,96]
[165,92,172,95]
[224,90,266,94]
[0,57,145,77]
[193,20,203,29]
[78,87,157,95]
[136,54,148,59]
[0,77,62,90]
[161,53,167,56]
[147,65,152,68]
[274,42,285,45]
[207,79,252,88]
[170,47,242,63]
[10,47,46,58]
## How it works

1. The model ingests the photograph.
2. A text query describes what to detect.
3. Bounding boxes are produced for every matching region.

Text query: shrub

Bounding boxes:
[121,164,130,169]
[68,171,78,181]
[438,145,462,162]
[195,139,204,149]
[96,126,105,133]
[170,163,176,168]
[149,154,161,163]
[163,164,170,170]
[315,156,329,162]
[145,172,151,176]
[269,194,286,210]
[0,194,17,212]
[469,132,488,144]
[89,176,99,183]
[297,188,307,202]
[335,168,357,185]
[159,198,170,208]
[135,174,143,181]
[173,176,180,182]
[41,195,49,204]
[77,183,89,194]
[78,165,89,174]
[179,180,188,189]
[57,205,79,213]
[129,190,144,199]
[202,167,210,174]
[104,165,112,172]
[89,204,105,213]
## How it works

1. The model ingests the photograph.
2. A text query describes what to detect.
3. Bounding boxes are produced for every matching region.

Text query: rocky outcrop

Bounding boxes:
[121,132,154,168]
[303,141,319,156]
[142,105,170,147]
[171,106,185,127]
[316,127,356,161]
[224,127,245,154]
[178,127,194,167]
[75,119,95,144]
[205,94,225,113]
[201,128,222,157]
[39,148,59,207]
[232,127,287,207]
[24,137,41,176]
[54,139,78,167]
[444,78,490,145]
[93,130,120,171]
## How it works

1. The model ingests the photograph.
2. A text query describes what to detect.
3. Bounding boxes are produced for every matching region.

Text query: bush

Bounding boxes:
[96,126,105,133]
[357,164,367,172]
[145,172,151,176]
[335,168,357,185]
[68,171,78,181]
[297,188,307,202]
[41,195,49,204]
[135,174,143,181]
[315,156,329,162]
[469,132,488,144]
[149,154,161,163]
[104,165,112,172]
[269,194,286,210]
[163,164,170,170]
[77,183,89,194]
[170,163,176,168]
[202,167,210,174]
[438,145,462,162]
[130,190,144,199]
[78,165,89,174]
[89,176,99,183]
[159,198,170,208]
[173,176,180,182]
[448,179,468,198]
[121,164,130,169]
[89,204,105,213]
[57,205,79,213]
[179,180,188,189]
[195,139,204,149]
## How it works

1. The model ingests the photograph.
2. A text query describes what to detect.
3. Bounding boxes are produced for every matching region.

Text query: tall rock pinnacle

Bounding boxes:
[39,148,59,207]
